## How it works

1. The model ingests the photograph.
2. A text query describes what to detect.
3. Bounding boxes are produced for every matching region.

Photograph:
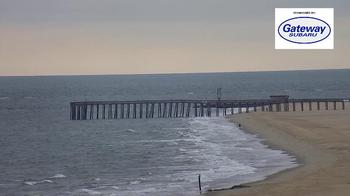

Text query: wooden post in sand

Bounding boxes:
[342,101,345,110]
[198,174,202,194]
[238,103,242,113]
[301,102,304,112]
[325,102,329,110]
[268,103,273,112]
[284,103,289,112]
[309,101,312,111]
[254,103,257,112]
[292,102,296,112]
[276,103,280,112]
[333,101,337,110]
[317,101,320,110]
[278,103,282,112]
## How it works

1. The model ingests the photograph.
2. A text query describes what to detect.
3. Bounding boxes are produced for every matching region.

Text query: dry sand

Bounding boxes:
[206,110,350,196]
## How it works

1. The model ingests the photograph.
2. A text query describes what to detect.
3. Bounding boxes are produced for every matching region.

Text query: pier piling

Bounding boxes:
[301,102,304,112]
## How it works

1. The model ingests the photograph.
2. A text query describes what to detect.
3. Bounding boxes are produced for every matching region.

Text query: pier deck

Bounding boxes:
[70,96,349,120]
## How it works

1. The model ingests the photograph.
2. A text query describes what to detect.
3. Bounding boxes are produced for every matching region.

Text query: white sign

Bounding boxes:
[275,8,334,49]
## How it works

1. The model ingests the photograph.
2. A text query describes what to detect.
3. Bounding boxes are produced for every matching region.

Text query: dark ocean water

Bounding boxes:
[0,69,350,195]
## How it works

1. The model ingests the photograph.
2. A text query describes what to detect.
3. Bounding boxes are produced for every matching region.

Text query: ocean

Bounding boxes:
[1,69,350,195]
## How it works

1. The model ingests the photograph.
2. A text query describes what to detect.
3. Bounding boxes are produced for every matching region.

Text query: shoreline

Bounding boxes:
[206,110,350,196]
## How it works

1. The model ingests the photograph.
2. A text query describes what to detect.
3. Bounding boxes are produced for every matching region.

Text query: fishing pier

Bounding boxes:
[70,95,348,120]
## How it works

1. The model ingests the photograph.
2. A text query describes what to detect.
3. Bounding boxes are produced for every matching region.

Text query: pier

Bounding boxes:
[70,95,349,120]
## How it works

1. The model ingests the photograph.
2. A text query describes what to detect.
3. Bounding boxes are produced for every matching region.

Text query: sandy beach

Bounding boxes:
[207,109,350,196]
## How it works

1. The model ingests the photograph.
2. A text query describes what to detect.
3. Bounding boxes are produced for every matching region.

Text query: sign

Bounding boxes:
[275,8,334,49]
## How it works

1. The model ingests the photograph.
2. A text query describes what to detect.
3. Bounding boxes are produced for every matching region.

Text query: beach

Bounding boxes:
[207,109,350,196]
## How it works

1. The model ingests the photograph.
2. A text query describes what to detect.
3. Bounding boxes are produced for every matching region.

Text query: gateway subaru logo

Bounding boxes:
[275,8,334,49]
[278,17,331,44]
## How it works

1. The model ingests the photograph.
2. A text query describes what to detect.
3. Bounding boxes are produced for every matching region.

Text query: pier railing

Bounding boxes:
[70,96,349,120]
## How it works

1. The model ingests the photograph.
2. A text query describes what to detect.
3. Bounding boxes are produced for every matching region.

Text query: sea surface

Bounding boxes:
[1,69,350,195]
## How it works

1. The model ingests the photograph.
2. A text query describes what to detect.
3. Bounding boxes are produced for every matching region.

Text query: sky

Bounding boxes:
[0,0,349,76]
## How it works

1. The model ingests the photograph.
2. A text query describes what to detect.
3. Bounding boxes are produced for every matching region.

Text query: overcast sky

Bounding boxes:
[0,0,349,76]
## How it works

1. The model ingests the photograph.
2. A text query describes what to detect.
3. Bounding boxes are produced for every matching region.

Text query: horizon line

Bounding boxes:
[0,67,349,77]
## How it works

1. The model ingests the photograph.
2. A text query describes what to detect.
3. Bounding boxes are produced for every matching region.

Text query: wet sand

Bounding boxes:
[207,110,350,196]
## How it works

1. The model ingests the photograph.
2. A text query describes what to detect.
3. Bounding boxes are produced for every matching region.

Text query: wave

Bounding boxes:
[50,174,66,179]
[24,179,53,186]
[78,188,102,195]
[126,129,137,133]
[24,174,66,186]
